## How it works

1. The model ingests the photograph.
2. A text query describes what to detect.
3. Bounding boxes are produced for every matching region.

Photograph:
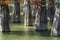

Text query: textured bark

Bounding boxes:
[1,5,10,32]
[48,0,55,23]
[12,0,20,23]
[35,0,47,31]
[31,8,35,23]
[32,7,36,17]
[24,0,32,26]
[51,3,60,36]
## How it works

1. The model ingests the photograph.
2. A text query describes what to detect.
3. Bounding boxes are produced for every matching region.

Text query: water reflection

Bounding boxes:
[0,32,2,40]
[0,28,60,40]
[24,26,29,32]
[50,37,58,40]
[24,26,29,36]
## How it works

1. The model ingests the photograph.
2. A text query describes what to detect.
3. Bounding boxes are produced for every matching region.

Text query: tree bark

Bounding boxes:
[34,6,41,30]
[1,5,10,32]
[48,0,55,23]
[35,0,47,31]
[32,6,36,21]
[12,0,20,23]
[51,2,60,36]
[24,0,32,26]
[31,6,36,23]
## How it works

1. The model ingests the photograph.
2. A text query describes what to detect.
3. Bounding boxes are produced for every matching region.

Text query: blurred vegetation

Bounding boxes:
[0,0,58,31]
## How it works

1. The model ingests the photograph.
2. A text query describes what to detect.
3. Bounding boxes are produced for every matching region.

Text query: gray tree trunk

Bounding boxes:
[12,0,20,23]
[51,2,60,36]
[34,7,38,23]
[48,0,55,23]
[32,6,37,23]
[24,0,32,26]
[34,7,41,30]
[35,0,47,31]
[1,5,10,32]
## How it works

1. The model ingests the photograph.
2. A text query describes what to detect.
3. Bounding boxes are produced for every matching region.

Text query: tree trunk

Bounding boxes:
[48,0,55,23]
[51,2,60,36]
[0,6,2,31]
[12,0,20,23]
[24,0,32,26]
[32,6,39,25]
[1,5,10,32]
[35,0,47,31]
[34,6,41,30]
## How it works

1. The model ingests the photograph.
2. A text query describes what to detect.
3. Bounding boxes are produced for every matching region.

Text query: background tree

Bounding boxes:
[32,0,41,30]
[51,0,60,36]
[48,0,55,23]
[1,0,10,32]
[40,0,47,30]
[12,0,20,23]
[24,0,32,26]
[31,0,40,23]
[34,0,47,31]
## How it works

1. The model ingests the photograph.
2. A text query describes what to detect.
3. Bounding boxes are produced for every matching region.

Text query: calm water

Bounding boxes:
[0,23,59,40]
[0,29,60,40]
